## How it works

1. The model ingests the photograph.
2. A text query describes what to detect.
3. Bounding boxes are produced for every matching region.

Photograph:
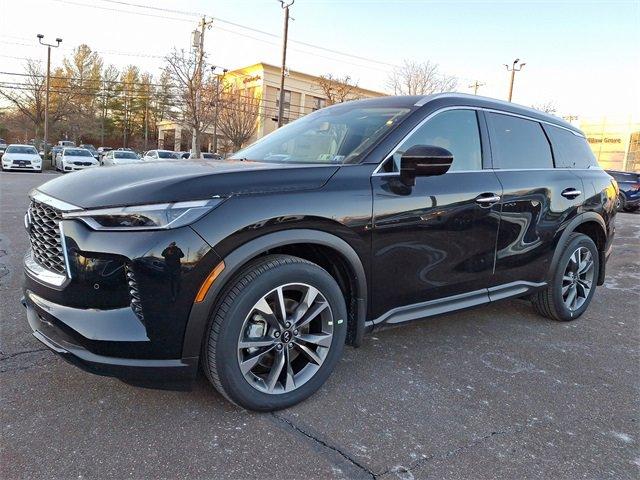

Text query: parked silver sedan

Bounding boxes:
[101,149,142,166]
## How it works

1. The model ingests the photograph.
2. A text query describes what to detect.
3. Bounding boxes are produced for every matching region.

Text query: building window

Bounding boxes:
[275,89,291,123]
[312,97,327,111]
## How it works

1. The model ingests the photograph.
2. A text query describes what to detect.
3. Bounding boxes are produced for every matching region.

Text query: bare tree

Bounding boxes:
[531,102,557,114]
[217,86,259,150]
[316,74,361,105]
[0,60,73,143]
[163,48,214,155]
[387,60,457,95]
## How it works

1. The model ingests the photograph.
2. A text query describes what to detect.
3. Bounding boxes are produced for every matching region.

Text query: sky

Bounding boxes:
[1,0,638,118]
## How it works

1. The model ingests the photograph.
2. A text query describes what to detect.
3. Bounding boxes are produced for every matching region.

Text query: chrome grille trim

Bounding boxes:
[24,250,67,287]
[28,200,66,275]
[25,191,81,284]
[125,264,144,321]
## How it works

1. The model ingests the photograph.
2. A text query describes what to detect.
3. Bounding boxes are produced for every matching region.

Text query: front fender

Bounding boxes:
[181,229,368,359]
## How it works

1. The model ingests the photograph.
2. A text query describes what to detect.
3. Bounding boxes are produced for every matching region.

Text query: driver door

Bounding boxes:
[370,109,503,320]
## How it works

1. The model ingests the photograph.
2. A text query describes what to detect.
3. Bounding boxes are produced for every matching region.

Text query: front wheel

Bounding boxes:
[616,193,626,212]
[531,233,599,321]
[202,255,347,411]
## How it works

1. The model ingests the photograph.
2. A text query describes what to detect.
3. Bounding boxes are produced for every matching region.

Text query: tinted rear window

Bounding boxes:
[544,125,597,169]
[487,113,553,169]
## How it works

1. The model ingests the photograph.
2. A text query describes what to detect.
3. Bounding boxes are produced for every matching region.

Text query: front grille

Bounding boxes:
[73,161,92,166]
[28,200,66,275]
[125,264,144,320]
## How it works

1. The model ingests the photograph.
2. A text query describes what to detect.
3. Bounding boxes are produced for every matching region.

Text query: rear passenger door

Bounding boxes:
[486,112,585,287]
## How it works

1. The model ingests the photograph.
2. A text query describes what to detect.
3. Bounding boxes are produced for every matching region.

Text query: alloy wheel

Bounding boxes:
[237,283,334,394]
[562,246,595,311]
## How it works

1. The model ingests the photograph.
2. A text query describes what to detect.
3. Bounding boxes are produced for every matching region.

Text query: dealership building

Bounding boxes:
[574,117,640,172]
[157,62,384,153]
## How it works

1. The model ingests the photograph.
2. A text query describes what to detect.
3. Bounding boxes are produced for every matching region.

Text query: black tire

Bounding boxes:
[623,205,639,213]
[616,193,626,212]
[531,233,599,321]
[202,254,347,411]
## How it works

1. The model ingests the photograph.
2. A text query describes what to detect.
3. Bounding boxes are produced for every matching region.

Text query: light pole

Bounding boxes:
[277,0,294,128]
[211,65,227,154]
[504,58,525,102]
[37,34,62,166]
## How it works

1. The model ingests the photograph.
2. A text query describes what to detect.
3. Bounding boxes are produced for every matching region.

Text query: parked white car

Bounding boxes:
[142,149,181,161]
[102,149,142,166]
[1,144,43,172]
[55,147,99,172]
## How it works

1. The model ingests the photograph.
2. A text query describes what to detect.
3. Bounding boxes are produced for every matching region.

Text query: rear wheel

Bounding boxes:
[616,193,625,212]
[531,233,599,321]
[202,254,347,411]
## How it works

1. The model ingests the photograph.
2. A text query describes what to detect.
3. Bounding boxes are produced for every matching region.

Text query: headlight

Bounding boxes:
[62,199,224,230]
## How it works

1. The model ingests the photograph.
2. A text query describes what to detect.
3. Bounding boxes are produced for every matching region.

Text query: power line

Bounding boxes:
[54,0,399,68]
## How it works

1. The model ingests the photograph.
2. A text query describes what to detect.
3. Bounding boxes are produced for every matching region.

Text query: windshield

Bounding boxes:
[114,152,139,159]
[65,149,93,157]
[81,145,97,151]
[6,146,38,154]
[230,105,410,164]
[158,151,180,159]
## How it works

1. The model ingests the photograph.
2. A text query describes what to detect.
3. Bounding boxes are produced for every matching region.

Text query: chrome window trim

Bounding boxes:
[372,105,589,177]
[30,190,82,213]
[482,108,584,137]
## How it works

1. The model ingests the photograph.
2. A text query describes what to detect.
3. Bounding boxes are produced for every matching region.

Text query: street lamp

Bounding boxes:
[504,58,525,102]
[211,65,227,154]
[37,34,62,166]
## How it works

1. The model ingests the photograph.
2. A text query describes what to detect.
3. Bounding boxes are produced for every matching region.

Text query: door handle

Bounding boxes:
[561,188,582,199]
[475,194,501,206]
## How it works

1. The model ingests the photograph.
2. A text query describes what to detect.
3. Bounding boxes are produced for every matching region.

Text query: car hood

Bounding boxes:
[4,153,41,161]
[37,159,339,209]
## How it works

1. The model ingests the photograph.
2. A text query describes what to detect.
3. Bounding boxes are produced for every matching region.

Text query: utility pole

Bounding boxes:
[144,97,149,151]
[277,0,294,128]
[504,58,525,102]
[191,16,213,157]
[37,34,62,167]
[211,66,227,154]
[469,80,485,95]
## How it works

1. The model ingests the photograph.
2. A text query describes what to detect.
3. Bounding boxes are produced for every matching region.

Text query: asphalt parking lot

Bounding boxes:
[1,170,638,479]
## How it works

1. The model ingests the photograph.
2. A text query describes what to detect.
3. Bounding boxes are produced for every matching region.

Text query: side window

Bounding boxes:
[487,113,553,169]
[544,124,598,169]
[392,109,482,172]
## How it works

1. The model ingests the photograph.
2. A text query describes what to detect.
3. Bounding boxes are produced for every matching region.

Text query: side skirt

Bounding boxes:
[367,281,546,328]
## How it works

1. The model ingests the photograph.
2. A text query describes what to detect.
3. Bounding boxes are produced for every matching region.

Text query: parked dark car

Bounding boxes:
[80,144,100,160]
[22,94,616,411]
[606,169,640,212]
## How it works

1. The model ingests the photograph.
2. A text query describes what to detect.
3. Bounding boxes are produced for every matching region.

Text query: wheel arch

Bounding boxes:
[548,212,608,286]
[182,229,368,360]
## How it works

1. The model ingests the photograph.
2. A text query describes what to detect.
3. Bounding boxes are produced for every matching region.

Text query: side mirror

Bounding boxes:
[400,145,453,186]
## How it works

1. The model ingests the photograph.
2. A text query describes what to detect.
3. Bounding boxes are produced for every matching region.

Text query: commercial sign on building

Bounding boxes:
[579,117,640,172]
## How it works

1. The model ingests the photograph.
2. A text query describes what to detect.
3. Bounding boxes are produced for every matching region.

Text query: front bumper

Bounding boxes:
[22,210,222,388]
[23,291,198,388]
[3,162,42,171]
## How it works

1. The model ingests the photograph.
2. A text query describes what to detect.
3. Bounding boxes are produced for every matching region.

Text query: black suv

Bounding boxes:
[23,94,617,411]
